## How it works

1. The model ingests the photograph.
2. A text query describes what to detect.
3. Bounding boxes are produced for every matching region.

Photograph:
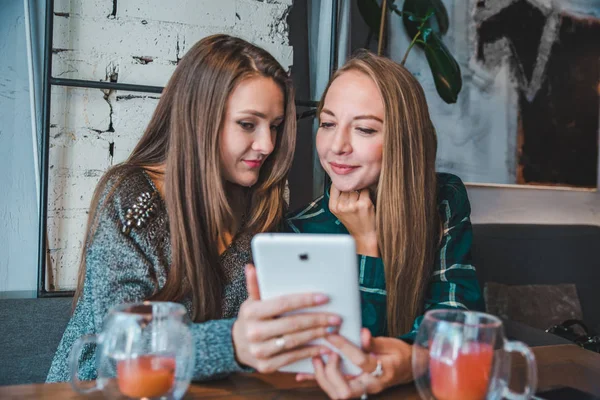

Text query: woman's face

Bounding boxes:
[220,76,284,187]
[316,70,384,192]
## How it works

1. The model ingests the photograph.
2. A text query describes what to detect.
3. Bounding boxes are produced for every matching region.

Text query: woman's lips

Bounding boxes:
[243,159,262,168]
[329,162,358,175]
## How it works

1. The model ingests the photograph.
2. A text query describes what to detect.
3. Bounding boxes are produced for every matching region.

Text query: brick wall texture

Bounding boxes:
[48,0,293,290]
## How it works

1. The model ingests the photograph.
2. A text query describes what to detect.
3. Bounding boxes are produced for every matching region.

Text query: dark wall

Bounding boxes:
[287,2,315,210]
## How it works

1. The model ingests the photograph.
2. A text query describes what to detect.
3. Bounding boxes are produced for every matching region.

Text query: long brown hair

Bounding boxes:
[74,34,296,322]
[319,50,440,336]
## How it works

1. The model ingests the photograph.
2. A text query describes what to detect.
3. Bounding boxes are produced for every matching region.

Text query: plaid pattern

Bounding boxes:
[285,173,485,342]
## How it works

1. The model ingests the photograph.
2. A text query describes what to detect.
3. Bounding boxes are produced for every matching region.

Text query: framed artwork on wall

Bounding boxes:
[380,0,600,191]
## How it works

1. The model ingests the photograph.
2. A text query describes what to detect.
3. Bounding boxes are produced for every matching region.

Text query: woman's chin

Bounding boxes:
[239,179,258,188]
[226,174,259,188]
[330,180,360,193]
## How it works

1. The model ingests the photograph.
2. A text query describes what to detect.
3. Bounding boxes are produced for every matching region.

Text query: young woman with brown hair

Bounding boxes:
[284,50,485,399]
[47,34,342,382]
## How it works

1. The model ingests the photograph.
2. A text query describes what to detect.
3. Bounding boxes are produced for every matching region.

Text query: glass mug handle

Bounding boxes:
[69,334,102,394]
[502,340,538,400]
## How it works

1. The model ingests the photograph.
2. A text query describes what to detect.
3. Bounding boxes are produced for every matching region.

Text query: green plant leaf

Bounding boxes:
[422,27,432,42]
[358,0,383,38]
[423,33,462,103]
[402,0,449,39]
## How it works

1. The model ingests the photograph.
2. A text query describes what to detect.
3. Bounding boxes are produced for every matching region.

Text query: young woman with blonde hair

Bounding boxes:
[284,50,484,399]
[47,34,342,382]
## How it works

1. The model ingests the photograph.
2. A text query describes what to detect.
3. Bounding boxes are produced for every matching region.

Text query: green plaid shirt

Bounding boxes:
[284,173,485,342]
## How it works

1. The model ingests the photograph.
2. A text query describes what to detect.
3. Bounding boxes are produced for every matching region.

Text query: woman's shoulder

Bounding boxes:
[284,195,335,233]
[286,195,325,220]
[436,172,467,194]
[92,165,164,235]
[436,172,471,221]
[99,165,156,201]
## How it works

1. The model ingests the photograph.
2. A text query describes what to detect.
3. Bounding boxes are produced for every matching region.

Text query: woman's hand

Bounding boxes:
[328,186,378,257]
[232,264,341,373]
[297,329,413,399]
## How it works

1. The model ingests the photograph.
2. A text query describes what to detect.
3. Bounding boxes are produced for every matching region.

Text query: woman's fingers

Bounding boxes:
[313,356,337,398]
[244,264,261,301]
[324,352,354,399]
[327,334,377,374]
[243,292,330,320]
[323,351,383,399]
[311,350,383,399]
[249,312,341,342]
[330,186,374,214]
[361,328,373,351]
[357,188,373,208]
[337,190,354,210]
[348,375,378,398]
[295,373,315,382]
[254,345,329,374]
[250,326,337,358]
[329,185,341,201]
[328,185,341,212]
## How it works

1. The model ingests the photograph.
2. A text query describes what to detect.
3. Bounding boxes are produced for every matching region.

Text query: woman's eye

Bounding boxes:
[237,121,255,131]
[270,124,280,132]
[357,127,377,135]
[319,122,335,129]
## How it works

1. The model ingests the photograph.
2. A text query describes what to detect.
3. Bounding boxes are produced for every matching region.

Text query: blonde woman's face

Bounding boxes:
[219,76,284,187]
[317,70,384,192]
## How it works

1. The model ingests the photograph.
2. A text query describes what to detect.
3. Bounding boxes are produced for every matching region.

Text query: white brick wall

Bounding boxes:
[48,0,293,290]
[119,0,237,27]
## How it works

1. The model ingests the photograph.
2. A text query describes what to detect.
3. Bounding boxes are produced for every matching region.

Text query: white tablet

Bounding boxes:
[251,233,363,375]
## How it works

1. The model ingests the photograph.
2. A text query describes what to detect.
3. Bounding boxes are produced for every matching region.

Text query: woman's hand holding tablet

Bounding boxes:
[250,233,363,375]
[231,263,342,373]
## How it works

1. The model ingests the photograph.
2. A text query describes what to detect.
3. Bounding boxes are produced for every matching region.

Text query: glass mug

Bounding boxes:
[412,310,537,400]
[69,301,195,399]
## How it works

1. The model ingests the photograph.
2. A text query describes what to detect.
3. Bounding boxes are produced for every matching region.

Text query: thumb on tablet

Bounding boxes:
[245,264,261,301]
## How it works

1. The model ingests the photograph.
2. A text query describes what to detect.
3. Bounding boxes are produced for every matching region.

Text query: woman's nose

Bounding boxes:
[252,127,275,155]
[330,127,352,155]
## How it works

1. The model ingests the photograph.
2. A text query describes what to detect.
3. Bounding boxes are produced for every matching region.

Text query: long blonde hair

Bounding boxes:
[320,50,440,336]
[74,35,296,322]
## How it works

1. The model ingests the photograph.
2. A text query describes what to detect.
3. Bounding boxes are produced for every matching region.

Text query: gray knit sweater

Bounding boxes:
[46,168,252,382]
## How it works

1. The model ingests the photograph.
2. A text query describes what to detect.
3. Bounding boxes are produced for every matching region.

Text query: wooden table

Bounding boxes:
[2,345,599,399]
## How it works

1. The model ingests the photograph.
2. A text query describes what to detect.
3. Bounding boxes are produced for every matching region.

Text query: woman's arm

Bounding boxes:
[93,217,257,381]
[47,189,252,382]
[400,176,485,342]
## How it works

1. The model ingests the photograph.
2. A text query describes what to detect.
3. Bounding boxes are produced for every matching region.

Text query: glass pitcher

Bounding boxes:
[69,301,195,399]
[412,310,537,400]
